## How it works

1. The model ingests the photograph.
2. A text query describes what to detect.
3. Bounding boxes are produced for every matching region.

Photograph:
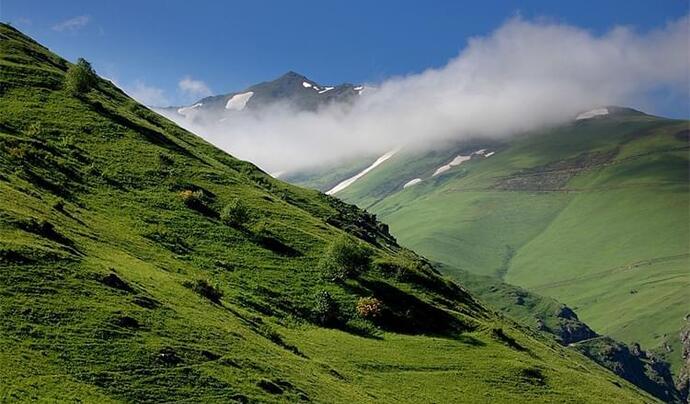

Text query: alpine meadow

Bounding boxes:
[1,1,689,403]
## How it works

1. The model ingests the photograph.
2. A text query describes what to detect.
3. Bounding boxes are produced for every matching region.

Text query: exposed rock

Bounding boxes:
[574,337,683,403]
[677,323,690,402]
[631,342,645,358]
[549,305,597,345]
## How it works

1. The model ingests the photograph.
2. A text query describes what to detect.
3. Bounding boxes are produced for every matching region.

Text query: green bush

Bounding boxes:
[220,199,252,227]
[313,290,340,326]
[319,236,372,282]
[64,58,97,95]
[179,189,205,208]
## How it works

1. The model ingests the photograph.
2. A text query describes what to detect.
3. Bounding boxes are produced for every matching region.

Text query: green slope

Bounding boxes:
[0,24,656,403]
[446,265,683,402]
[307,108,689,376]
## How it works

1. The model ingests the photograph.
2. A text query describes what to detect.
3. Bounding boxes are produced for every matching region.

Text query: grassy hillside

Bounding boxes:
[302,108,689,377]
[447,265,684,402]
[0,24,658,402]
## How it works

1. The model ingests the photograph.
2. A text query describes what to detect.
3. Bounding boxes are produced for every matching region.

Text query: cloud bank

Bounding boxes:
[161,16,689,172]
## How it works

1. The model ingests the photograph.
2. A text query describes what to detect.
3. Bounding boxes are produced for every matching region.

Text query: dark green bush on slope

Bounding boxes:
[313,290,341,326]
[319,236,372,282]
[220,199,252,227]
[64,58,97,95]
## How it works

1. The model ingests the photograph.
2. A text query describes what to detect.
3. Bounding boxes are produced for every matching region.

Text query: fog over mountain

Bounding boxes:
[158,16,689,172]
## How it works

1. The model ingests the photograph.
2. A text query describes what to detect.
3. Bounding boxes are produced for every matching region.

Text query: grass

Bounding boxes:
[315,109,689,378]
[0,23,658,402]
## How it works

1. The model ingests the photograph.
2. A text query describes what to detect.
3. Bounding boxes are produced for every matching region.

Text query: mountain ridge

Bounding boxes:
[159,70,362,122]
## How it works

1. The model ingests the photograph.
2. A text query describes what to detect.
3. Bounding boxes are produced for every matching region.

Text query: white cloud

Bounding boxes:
[158,15,689,172]
[52,15,91,32]
[122,81,169,106]
[178,77,212,99]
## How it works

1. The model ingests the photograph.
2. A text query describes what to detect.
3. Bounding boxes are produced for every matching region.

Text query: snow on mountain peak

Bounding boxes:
[576,108,609,120]
[225,91,254,111]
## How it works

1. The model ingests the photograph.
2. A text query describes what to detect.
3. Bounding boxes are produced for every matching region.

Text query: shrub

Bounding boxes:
[179,189,205,209]
[7,146,26,159]
[158,152,174,167]
[313,290,340,326]
[64,58,97,95]
[184,279,223,304]
[373,258,413,280]
[319,236,372,282]
[24,122,43,138]
[356,297,384,320]
[220,199,252,227]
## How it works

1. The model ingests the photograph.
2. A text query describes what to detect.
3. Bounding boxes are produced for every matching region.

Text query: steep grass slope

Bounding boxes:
[0,24,656,402]
[294,109,689,376]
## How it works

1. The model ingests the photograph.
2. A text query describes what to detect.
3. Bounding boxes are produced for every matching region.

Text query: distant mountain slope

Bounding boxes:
[0,24,657,402]
[290,108,690,380]
[448,265,684,402]
[158,71,362,122]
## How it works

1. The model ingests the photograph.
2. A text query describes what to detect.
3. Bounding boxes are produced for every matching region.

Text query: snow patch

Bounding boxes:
[432,155,472,176]
[318,86,334,94]
[485,151,495,157]
[225,92,254,111]
[302,82,312,88]
[326,149,398,195]
[403,178,422,189]
[177,103,202,115]
[576,108,609,120]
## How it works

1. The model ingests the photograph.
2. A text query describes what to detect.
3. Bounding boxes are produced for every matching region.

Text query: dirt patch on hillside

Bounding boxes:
[493,150,618,191]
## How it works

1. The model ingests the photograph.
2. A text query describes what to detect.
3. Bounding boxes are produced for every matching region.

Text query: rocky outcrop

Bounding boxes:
[574,337,683,403]
[677,321,690,402]
[548,304,598,345]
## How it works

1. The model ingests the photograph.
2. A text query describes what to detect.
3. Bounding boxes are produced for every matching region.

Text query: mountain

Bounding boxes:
[0,24,659,402]
[158,71,363,122]
[287,106,690,395]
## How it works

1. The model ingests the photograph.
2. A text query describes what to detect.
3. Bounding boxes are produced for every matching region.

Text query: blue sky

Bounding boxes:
[1,0,687,114]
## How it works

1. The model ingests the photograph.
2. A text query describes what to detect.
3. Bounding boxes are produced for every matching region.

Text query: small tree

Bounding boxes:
[356,297,384,320]
[64,58,97,95]
[313,290,340,326]
[220,199,252,227]
[319,236,372,282]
